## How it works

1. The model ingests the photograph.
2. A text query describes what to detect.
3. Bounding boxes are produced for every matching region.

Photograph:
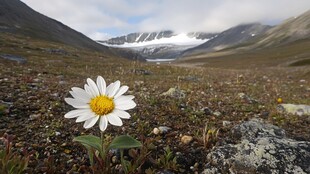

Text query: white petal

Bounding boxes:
[76,111,96,122]
[114,86,129,99]
[64,109,90,118]
[87,78,100,96]
[113,109,131,119]
[99,116,108,132]
[107,80,120,97]
[84,84,95,98]
[106,113,123,126]
[114,95,135,105]
[115,100,136,110]
[96,76,106,95]
[83,116,99,129]
[65,98,89,108]
[105,82,114,95]
[71,87,91,101]
[69,91,89,103]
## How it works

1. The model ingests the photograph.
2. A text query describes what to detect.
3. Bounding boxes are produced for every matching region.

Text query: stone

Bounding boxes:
[0,54,27,64]
[222,121,231,127]
[202,107,212,115]
[202,119,310,174]
[213,111,222,117]
[55,131,61,136]
[238,92,258,104]
[277,104,310,116]
[153,128,160,135]
[153,126,171,135]
[132,69,152,75]
[161,88,186,98]
[158,126,171,134]
[181,135,193,145]
[29,113,41,120]
[178,76,200,82]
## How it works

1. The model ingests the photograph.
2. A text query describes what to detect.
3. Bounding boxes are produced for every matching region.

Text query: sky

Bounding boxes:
[21,0,310,41]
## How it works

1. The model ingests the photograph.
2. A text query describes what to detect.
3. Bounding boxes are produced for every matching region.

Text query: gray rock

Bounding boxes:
[153,126,171,135]
[202,107,212,115]
[202,119,310,174]
[213,111,222,117]
[222,121,231,127]
[238,92,258,104]
[29,113,41,120]
[178,76,200,82]
[0,54,27,64]
[161,88,186,98]
[277,104,310,116]
[132,69,152,75]
[158,126,171,134]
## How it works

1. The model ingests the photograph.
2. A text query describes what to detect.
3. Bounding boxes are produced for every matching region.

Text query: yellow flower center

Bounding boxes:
[90,95,115,115]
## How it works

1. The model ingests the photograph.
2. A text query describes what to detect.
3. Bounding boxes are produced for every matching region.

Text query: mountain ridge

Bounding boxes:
[0,0,110,52]
[100,31,217,45]
[182,23,271,56]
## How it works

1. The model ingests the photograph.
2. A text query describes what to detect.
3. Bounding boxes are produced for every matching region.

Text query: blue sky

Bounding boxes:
[21,0,310,40]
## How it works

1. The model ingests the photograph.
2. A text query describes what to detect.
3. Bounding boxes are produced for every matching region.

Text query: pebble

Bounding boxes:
[222,121,231,127]
[29,113,41,120]
[213,111,222,117]
[202,107,212,115]
[153,126,171,135]
[153,128,160,135]
[112,156,118,163]
[181,135,193,144]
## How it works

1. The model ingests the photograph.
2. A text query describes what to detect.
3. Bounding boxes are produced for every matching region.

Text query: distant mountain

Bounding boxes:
[100,31,217,60]
[100,31,216,45]
[0,0,110,52]
[252,10,310,48]
[177,10,310,69]
[182,23,271,56]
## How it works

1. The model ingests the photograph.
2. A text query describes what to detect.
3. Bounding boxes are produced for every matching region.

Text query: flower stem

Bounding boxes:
[100,131,104,153]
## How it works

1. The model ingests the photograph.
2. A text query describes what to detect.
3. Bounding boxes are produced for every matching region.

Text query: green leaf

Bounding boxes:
[108,135,142,150]
[73,135,102,152]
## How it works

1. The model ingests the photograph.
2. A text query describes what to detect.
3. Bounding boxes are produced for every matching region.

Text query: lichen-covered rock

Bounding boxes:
[161,88,186,98]
[202,119,310,174]
[277,104,310,116]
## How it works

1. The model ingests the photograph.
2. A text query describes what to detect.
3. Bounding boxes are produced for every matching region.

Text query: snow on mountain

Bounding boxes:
[104,33,210,48]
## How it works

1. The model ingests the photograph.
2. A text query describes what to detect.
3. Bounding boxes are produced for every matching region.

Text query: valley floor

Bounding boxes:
[0,38,309,173]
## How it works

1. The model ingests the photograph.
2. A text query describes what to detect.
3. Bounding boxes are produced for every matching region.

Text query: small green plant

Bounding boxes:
[74,134,142,174]
[118,139,153,174]
[0,133,32,174]
[0,104,7,117]
[203,122,220,148]
[157,146,178,171]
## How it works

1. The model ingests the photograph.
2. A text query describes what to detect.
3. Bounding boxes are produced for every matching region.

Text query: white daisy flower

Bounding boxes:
[64,76,136,132]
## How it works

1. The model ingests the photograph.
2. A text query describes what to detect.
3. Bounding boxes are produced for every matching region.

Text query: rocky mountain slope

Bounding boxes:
[0,0,110,52]
[252,10,310,48]
[177,10,310,68]
[182,23,271,56]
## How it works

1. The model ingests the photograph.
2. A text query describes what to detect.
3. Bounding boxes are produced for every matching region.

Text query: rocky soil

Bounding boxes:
[0,42,309,173]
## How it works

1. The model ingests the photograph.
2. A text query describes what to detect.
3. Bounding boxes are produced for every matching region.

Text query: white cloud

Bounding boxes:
[21,0,310,39]
[89,32,112,41]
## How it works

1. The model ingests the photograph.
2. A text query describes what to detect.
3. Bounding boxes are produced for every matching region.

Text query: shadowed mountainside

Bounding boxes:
[177,10,310,69]
[182,23,271,56]
[252,10,310,48]
[0,0,111,52]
